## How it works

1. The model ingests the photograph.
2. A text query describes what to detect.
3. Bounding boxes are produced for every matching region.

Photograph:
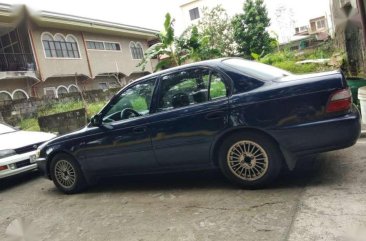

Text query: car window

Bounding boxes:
[157,68,227,112]
[102,79,156,123]
[222,58,291,81]
[209,72,227,100]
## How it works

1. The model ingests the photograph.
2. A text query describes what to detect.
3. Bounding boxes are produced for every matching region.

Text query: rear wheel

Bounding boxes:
[50,153,87,194]
[218,132,282,188]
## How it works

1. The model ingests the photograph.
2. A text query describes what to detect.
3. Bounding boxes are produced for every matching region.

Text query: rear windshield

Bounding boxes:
[222,59,291,81]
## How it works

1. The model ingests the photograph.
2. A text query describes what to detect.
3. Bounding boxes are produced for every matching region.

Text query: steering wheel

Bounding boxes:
[120,108,141,120]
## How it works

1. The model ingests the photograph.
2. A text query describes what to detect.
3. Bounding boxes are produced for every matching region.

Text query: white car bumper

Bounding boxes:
[0,150,38,179]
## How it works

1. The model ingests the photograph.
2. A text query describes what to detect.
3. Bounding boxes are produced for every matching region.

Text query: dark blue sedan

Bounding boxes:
[35,58,361,193]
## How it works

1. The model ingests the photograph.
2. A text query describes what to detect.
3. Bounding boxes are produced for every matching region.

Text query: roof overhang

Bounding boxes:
[0,4,159,40]
[31,10,159,40]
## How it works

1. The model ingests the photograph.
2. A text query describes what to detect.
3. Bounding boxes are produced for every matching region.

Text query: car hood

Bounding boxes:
[0,131,56,150]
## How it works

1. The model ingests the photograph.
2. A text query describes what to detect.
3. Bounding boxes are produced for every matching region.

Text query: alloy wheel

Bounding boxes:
[227,140,269,181]
[54,160,77,188]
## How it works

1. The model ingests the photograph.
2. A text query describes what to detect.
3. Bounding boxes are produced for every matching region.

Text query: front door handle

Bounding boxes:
[133,126,147,134]
[205,111,226,120]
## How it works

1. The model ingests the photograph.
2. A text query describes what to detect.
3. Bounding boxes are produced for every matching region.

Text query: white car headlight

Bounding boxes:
[35,149,41,159]
[0,149,16,159]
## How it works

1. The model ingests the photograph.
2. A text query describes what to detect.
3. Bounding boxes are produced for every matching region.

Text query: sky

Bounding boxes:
[1,0,332,43]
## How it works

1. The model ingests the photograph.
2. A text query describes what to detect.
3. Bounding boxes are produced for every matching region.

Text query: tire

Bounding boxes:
[218,132,282,189]
[50,153,87,194]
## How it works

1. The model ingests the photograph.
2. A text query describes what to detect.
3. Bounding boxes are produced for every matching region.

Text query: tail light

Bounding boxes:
[326,88,352,113]
[0,165,8,171]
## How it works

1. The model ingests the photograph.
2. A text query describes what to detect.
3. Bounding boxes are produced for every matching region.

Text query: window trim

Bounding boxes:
[68,84,80,93]
[129,41,144,60]
[315,19,326,30]
[0,90,13,100]
[43,87,56,97]
[41,32,82,59]
[56,85,69,97]
[12,89,29,99]
[85,39,122,52]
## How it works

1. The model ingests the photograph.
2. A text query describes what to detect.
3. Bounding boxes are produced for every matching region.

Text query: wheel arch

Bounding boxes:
[210,127,296,170]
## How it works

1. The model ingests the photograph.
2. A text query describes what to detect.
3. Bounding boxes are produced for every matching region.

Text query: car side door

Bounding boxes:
[81,78,158,174]
[148,67,231,167]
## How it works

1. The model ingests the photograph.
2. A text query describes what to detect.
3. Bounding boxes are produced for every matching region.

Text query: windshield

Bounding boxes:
[0,123,16,134]
[222,58,292,81]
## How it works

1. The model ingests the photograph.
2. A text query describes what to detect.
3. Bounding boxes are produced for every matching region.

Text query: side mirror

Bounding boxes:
[90,114,102,127]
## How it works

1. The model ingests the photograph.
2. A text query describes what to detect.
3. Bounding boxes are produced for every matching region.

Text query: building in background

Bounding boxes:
[281,15,332,51]
[174,0,334,44]
[0,4,158,101]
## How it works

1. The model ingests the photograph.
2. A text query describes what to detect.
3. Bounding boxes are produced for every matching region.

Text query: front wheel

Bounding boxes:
[50,153,87,194]
[218,132,282,189]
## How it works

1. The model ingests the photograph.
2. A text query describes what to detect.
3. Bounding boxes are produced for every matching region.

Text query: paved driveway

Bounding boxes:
[1,140,366,241]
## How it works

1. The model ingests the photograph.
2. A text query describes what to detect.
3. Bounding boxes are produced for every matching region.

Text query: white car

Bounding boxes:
[0,123,56,179]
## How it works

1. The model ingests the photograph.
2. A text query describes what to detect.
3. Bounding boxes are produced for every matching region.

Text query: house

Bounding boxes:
[281,15,331,51]
[331,0,366,75]
[0,4,159,101]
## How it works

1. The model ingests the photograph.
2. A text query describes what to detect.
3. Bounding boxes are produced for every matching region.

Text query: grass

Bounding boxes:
[86,101,108,118]
[19,118,40,132]
[260,42,338,74]
[38,101,84,117]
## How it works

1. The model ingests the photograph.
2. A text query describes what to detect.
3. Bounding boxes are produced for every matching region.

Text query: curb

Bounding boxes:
[361,130,366,139]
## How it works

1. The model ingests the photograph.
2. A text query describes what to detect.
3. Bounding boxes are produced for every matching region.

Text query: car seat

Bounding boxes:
[171,93,190,108]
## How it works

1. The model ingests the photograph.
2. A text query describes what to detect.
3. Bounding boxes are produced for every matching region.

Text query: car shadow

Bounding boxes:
[84,154,325,194]
[0,171,41,191]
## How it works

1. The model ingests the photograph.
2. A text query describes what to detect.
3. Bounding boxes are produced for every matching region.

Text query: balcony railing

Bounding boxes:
[0,53,36,72]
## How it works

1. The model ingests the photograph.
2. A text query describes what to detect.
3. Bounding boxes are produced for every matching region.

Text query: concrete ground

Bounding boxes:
[1,140,366,241]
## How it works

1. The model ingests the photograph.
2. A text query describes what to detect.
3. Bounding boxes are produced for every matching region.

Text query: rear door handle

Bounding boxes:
[205,111,226,120]
[133,126,147,134]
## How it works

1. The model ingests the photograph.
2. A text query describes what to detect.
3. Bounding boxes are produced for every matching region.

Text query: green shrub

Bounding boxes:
[19,118,40,131]
[271,61,320,74]
[260,46,337,74]
[87,101,107,118]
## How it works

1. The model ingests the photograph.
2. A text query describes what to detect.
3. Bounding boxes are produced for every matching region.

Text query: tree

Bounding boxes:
[232,0,274,58]
[181,5,236,61]
[138,13,190,71]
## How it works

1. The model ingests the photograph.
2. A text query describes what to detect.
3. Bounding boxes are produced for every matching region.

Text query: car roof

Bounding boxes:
[134,57,231,81]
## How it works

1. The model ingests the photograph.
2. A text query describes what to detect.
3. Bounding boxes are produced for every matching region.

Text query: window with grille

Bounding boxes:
[189,7,200,21]
[41,33,80,58]
[86,40,121,51]
[129,42,144,59]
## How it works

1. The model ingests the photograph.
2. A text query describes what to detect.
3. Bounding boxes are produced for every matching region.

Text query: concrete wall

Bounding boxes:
[0,88,120,125]
[38,108,87,134]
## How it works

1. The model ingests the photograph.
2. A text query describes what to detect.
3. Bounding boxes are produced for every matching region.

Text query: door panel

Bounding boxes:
[81,118,157,174]
[80,78,158,174]
[150,99,229,166]
[149,68,230,167]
